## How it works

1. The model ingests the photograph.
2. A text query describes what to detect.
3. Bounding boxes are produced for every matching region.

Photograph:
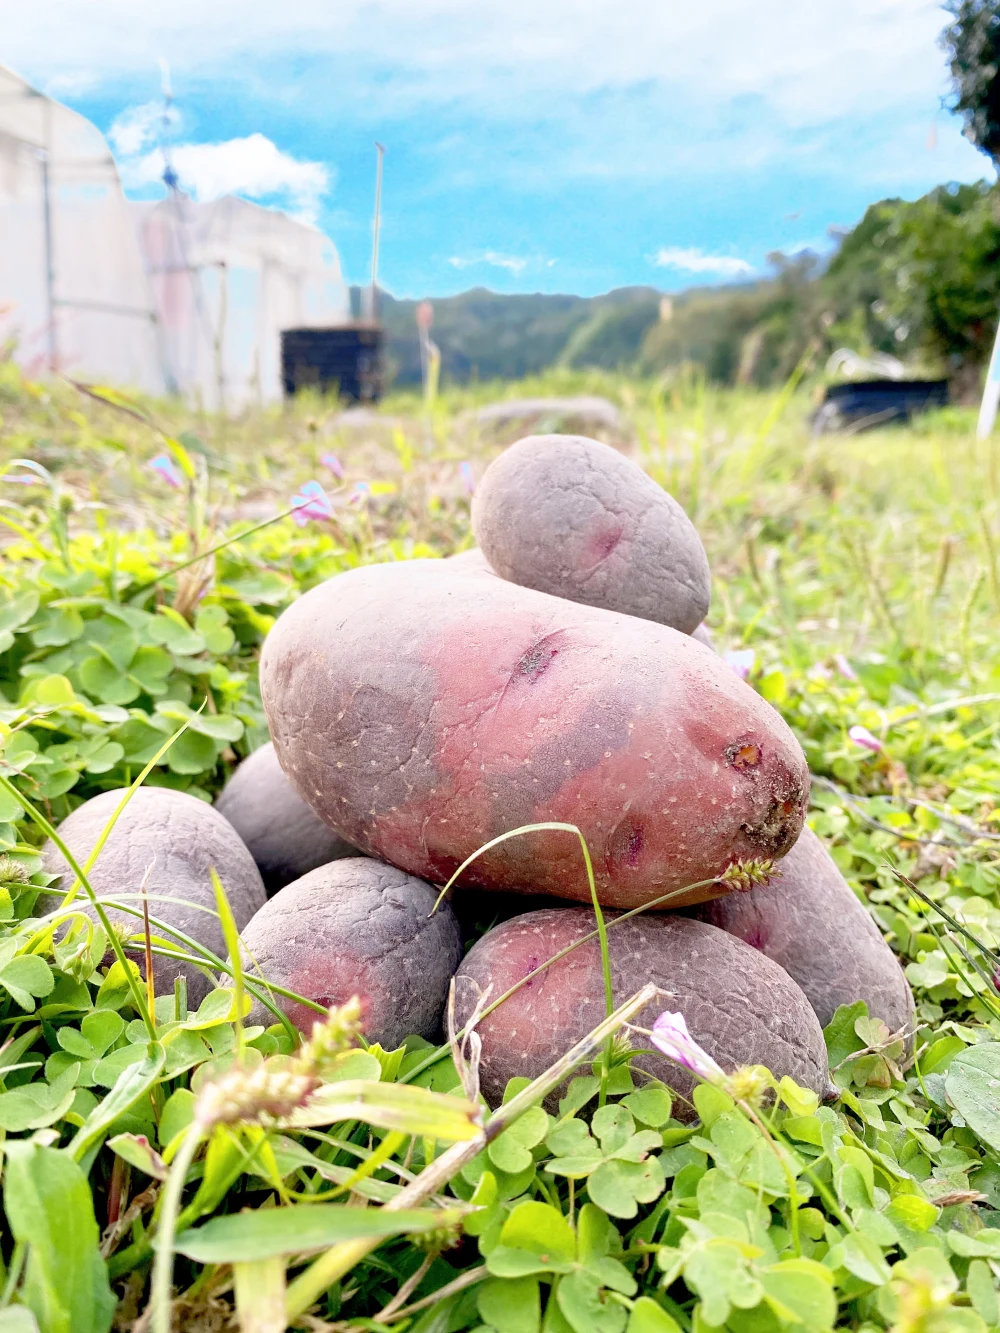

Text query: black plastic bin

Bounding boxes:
[814,378,948,432]
[281,326,385,402]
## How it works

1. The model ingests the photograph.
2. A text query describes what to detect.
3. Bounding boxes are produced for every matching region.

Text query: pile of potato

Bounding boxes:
[45,434,912,1110]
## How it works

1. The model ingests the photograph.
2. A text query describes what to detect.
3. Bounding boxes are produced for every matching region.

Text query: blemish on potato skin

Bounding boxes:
[606,820,645,872]
[726,738,763,772]
[515,640,560,682]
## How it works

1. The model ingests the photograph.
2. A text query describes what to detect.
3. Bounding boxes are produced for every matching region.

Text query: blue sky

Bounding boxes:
[8,0,995,298]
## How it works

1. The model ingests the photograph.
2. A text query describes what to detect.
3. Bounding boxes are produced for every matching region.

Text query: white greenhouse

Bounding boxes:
[0,65,350,408]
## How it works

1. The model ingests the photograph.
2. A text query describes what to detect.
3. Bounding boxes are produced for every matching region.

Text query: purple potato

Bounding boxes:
[453,907,829,1113]
[696,825,914,1041]
[471,434,710,632]
[239,857,462,1045]
[216,741,358,894]
[260,560,809,911]
[43,787,265,1004]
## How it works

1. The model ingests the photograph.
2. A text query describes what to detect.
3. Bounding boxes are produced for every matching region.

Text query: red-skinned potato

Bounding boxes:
[472,434,711,633]
[239,858,462,1045]
[695,825,915,1040]
[43,787,265,1003]
[260,560,808,909]
[453,907,830,1112]
[216,741,358,895]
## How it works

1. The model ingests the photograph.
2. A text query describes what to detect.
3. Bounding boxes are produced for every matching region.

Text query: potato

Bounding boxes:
[239,857,462,1044]
[43,787,265,1003]
[690,622,715,652]
[696,825,914,1038]
[216,741,358,894]
[260,560,808,909]
[471,434,710,633]
[453,907,830,1111]
[445,547,496,575]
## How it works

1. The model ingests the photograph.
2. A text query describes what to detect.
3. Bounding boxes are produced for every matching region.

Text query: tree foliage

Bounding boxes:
[943,0,1000,164]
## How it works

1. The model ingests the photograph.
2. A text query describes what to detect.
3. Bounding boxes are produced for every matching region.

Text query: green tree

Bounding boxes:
[943,1,1000,163]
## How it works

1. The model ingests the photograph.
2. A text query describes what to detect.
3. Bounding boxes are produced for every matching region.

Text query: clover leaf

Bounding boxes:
[546,1105,665,1219]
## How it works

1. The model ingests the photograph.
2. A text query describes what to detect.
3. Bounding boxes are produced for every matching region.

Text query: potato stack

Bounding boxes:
[45,433,913,1111]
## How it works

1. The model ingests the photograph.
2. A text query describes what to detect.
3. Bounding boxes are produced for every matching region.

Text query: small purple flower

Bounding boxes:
[724,648,756,681]
[459,461,476,496]
[834,653,858,681]
[321,452,345,480]
[348,481,370,506]
[848,724,882,753]
[290,479,333,527]
[650,1011,725,1084]
[149,453,183,489]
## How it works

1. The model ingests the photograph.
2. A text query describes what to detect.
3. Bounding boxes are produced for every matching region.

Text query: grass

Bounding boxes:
[1,359,1000,1330]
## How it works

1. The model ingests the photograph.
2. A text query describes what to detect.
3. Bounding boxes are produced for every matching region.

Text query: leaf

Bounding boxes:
[0,787,25,822]
[165,729,218,775]
[557,1270,627,1333]
[280,1079,482,1140]
[189,711,244,742]
[0,1310,41,1332]
[823,1001,869,1066]
[547,1117,594,1158]
[159,1087,196,1150]
[829,1231,892,1286]
[174,1204,464,1262]
[69,1042,165,1160]
[81,1010,125,1057]
[592,1104,635,1154]
[148,613,205,656]
[20,675,77,708]
[0,955,54,1012]
[0,592,41,643]
[478,1275,541,1333]
[496,1199,577,1270]
[108,1133,168,1181]
[91,1043,147,1090]
[626,1298,681,1333]
[622,1087,673,1127]
[948,1230,1000,1258]
[490,1107,550,1174]
[967,1258,999,1326]
[886,1193,939,1233]
[0,1063,80,1132]
[78,657,141,706]
[126,646,173,694]
[760,1258,836,1330]
[588,1158,666,1219]
[4,1140,116,1333]
[945,1043,1000,1151]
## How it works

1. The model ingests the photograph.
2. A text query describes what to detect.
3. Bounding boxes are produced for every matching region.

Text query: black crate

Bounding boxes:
[281,327,384,402]
[815,378,948,432]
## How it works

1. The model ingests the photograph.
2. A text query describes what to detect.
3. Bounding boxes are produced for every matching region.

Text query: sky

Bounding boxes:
[7,0,996,298]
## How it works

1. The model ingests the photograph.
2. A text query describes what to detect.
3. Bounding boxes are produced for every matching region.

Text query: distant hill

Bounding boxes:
[352,181,1000,400]
[349,285,663,386]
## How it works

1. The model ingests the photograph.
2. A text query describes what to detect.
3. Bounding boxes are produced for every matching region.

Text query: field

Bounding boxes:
[1,358,1000,1332]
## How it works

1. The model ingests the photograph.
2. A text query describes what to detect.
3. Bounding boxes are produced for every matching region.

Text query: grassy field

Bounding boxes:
[1,361,1000,1332]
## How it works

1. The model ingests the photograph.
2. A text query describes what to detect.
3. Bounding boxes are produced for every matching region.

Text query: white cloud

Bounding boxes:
[3,0,965,130]
[109,100,175,157]
[43,70,98,97]
[652,248,754,277]
[448,252,532,275]
[122,133,330,223]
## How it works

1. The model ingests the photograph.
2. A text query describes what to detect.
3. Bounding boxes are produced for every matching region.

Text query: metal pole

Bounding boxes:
[977,313,1000,439]
[40,99,57,372]
[367,142,385,324]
